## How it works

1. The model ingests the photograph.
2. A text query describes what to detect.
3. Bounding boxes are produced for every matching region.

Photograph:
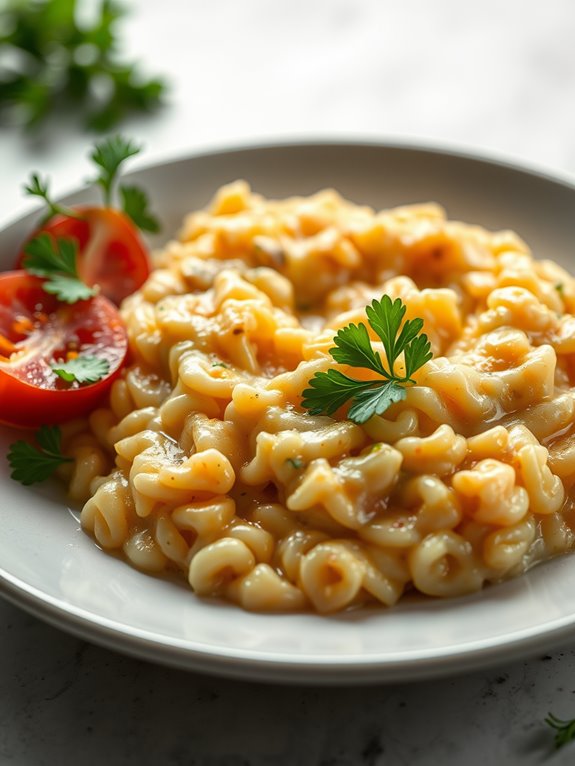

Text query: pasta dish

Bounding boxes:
[57,181,575,613]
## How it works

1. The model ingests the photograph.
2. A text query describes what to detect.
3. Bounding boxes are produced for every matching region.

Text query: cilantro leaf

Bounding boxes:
[90,134,140,205]
[7,425,72,486]
[120,184,160,233]
[301,295,432,424]
[23,234,97,304]
[51,356,110,384]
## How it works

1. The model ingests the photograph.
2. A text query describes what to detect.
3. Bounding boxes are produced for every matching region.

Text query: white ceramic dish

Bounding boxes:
[2,140,575,685]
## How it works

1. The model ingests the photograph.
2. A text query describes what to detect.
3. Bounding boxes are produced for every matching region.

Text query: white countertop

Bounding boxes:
[2,0,575,763]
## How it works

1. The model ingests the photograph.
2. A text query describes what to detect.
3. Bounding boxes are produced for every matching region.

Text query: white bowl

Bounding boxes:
[2,140,575,684]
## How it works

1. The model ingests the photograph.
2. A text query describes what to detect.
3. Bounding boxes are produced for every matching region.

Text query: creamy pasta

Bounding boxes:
[61,181,575,613]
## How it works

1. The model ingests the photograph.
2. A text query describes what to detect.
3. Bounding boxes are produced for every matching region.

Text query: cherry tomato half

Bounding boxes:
[17,207,151,305]
[0,271,128,428]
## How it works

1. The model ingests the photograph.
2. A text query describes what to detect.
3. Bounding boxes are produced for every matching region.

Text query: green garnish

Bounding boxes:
[90,134,140,206]
[211,362,230,369]
[51,356,110,384]
[545,713,575,749]
[90,134,160,232]
[23,233,96,304]
[7,426,72,486]
[0,0,166,132]
[556,282,565,295]
[25,135,160,234]
[23,174,81,225]
[286,458,305,470]
[119,185,160,233]
[302,296,432,424]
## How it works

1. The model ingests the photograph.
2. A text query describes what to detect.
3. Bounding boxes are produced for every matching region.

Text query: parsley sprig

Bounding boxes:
[24,134,160,233]
[0,0,166,132]
[23,174,81,226]
[90,134,140,206]
[89,134,160,231]
[23,233,96,304]
[546,713,575,749]
[302,296,432,424]
[7,426,72,486]
[51,356,110,384]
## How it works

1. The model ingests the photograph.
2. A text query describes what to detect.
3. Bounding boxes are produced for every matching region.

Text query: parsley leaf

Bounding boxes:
[41,274,97,304]
[7,425,72,486]
[23,173,79,225]
[120,185,160,233]
[24,136,160,234]
[404,332,432,381]
[330,322,387,378]
[51,356,110,384]
[302,369,376,417]
[347,380,407,423]
[301,296,432,424]
[0,0,167,132]
[23,233,96,304]
[87,135,160,231]
[546,713,575,749]
[90,134,140,206]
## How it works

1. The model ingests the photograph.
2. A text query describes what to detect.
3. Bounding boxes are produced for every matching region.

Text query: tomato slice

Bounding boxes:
[0,271,128,428]
[17,207,151,305]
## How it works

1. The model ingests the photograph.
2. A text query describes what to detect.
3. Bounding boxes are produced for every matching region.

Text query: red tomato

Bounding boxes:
[18,207,150,305]
[0,271,128,428]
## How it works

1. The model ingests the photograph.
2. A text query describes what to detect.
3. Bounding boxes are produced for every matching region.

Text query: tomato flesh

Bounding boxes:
[0,271,128,428]
[18,207,151,305]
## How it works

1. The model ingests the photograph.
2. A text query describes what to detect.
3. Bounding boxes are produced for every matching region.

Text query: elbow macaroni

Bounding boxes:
[62,182,575,613]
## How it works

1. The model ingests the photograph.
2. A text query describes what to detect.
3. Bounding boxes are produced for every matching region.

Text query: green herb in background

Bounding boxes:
[546,713,575,749]
[0,0,167,131]
[301,296,432,424]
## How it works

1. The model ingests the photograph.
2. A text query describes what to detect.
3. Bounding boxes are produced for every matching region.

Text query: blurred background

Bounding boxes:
[2,1,575,764]
[2,0,574,225]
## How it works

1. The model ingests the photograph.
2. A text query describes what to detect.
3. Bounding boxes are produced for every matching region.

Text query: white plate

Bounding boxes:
[2,140,575,684]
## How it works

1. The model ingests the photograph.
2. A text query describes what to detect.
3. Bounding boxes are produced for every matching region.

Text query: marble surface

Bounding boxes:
[3,0,575,763]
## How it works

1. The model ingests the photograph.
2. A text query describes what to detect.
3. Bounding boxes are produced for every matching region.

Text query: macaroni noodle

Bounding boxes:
[64,181,575,612]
